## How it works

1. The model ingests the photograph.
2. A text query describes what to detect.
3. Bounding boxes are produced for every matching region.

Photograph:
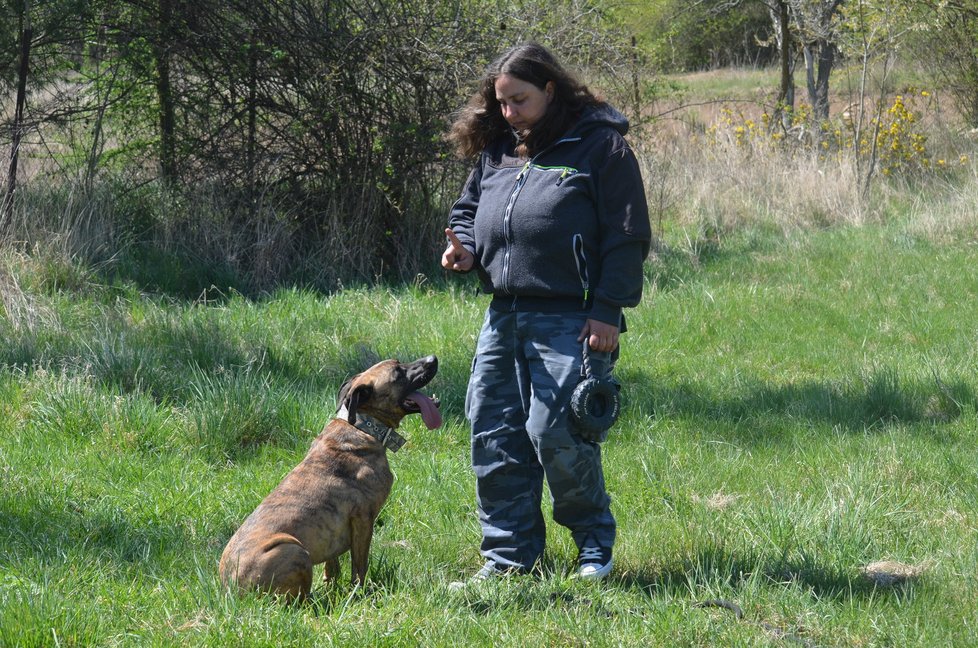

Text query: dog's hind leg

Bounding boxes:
[323,556,341,584]
[255,532,313,600]
[349,516,375,585]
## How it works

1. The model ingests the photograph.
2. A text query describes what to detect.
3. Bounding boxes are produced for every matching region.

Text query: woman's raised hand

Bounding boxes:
[442,228,475,272]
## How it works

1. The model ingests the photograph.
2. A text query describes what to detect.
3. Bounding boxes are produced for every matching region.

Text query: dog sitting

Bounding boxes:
[219,356,441,599]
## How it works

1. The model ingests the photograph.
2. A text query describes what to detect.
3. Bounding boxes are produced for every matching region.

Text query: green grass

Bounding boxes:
[662,59,937,105]
[2,223,977,646]
[666,67,780,103]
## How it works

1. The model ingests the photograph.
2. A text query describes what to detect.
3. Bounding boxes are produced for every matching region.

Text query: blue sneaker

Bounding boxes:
[577,545,613,580]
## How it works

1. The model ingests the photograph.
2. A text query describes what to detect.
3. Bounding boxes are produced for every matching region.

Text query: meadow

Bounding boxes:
[2,220,978,646]
[2,67,978,646]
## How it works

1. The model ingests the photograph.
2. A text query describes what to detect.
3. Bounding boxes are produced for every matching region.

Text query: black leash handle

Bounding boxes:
[581,340,614,380]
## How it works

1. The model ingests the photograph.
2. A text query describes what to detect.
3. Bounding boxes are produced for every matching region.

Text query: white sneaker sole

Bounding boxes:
[577,557,613,580]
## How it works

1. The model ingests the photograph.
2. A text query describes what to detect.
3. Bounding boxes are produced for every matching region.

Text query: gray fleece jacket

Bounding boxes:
[448,104,651,326]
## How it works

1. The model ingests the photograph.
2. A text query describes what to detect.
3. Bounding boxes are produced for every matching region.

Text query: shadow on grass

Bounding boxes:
[301,555,405,615]
[29,206,752,306]
[646,238,731,294]
[619,544,876,600]
[106,246,249,302]
[445,546,912,626]
[0,495,197,569]
[619,365,973,436]
[101,244,444,305]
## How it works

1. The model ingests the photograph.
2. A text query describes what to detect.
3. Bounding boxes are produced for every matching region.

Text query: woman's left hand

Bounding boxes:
[578,319,619,353]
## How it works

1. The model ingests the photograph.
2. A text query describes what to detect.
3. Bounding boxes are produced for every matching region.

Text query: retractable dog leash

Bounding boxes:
[569,341,621,442]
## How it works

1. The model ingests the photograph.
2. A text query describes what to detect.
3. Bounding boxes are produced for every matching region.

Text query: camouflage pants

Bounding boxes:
[465,308,616,572]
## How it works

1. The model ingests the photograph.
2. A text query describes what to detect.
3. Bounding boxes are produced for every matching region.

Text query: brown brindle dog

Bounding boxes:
[219,356,441,599]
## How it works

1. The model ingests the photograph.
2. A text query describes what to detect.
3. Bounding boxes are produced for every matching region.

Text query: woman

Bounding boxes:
[442,42,651,582]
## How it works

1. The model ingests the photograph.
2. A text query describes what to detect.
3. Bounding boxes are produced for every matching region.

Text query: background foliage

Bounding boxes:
[3,0,978,292]
[0,0,636,289]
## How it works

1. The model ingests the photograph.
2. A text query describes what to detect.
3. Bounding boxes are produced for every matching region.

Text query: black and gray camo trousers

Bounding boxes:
[465,307,616,572]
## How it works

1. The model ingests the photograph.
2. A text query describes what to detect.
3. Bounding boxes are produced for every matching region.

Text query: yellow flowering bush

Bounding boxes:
[705,89,968,179]
[866,92,930,176]
[707,105,810,155]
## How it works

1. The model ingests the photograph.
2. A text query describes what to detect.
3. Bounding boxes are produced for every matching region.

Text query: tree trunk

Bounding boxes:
[631,35,642,122]
[813,38,835,122]
[2,0,33,236]
[967,58,978,128]
[85,62,121,192]
[156,0,176,185]
[247,29,258,206]
[803,42,817,113]
[797,0,843,124]
[772,0,795,130]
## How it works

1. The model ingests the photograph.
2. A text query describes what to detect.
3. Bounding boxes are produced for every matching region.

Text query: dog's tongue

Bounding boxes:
[409,392,442,430]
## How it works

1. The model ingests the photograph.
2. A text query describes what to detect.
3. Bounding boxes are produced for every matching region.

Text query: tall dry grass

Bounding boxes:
[5,71,978,296]
[0,253,58,334]
[0,174,453,295]
[637,93,978,245]
[900,165,978,241]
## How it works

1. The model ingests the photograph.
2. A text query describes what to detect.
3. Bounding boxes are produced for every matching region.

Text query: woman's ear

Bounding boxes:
[546,81,555,103]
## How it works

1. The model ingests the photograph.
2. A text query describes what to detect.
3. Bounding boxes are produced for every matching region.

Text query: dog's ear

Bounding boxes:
[343,383,373,423]
[337,377,353,404]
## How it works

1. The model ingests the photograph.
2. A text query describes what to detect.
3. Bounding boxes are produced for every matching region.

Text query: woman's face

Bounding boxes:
[494,73,554,132]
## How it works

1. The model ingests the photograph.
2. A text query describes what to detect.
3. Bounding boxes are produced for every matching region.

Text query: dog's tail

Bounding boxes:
[259,532,306,553]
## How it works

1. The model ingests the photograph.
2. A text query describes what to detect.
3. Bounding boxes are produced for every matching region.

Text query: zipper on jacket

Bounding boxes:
[501,161,531,294]
[499,137,580,293]
[573,233,590,309]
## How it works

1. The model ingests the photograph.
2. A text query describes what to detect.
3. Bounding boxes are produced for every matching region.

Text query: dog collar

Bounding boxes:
[336,407,406,452]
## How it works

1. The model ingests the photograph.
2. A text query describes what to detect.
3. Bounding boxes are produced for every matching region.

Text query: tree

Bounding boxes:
[836,0,908,195]
[1,0,93,235]
[913,0,978,127]
[790,0,845,122]
[619,0,775,72]
[121,0,634,279]
[0,0,638,284]
[745,0,796,129]
[709,0,845,127]
[153,0,176,185]
[2,0,32,232]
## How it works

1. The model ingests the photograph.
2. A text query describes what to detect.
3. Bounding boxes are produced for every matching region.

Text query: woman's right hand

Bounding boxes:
[442,228,475,272]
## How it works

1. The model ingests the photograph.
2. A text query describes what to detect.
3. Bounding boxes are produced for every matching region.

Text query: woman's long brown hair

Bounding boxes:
[448,43,601,159]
